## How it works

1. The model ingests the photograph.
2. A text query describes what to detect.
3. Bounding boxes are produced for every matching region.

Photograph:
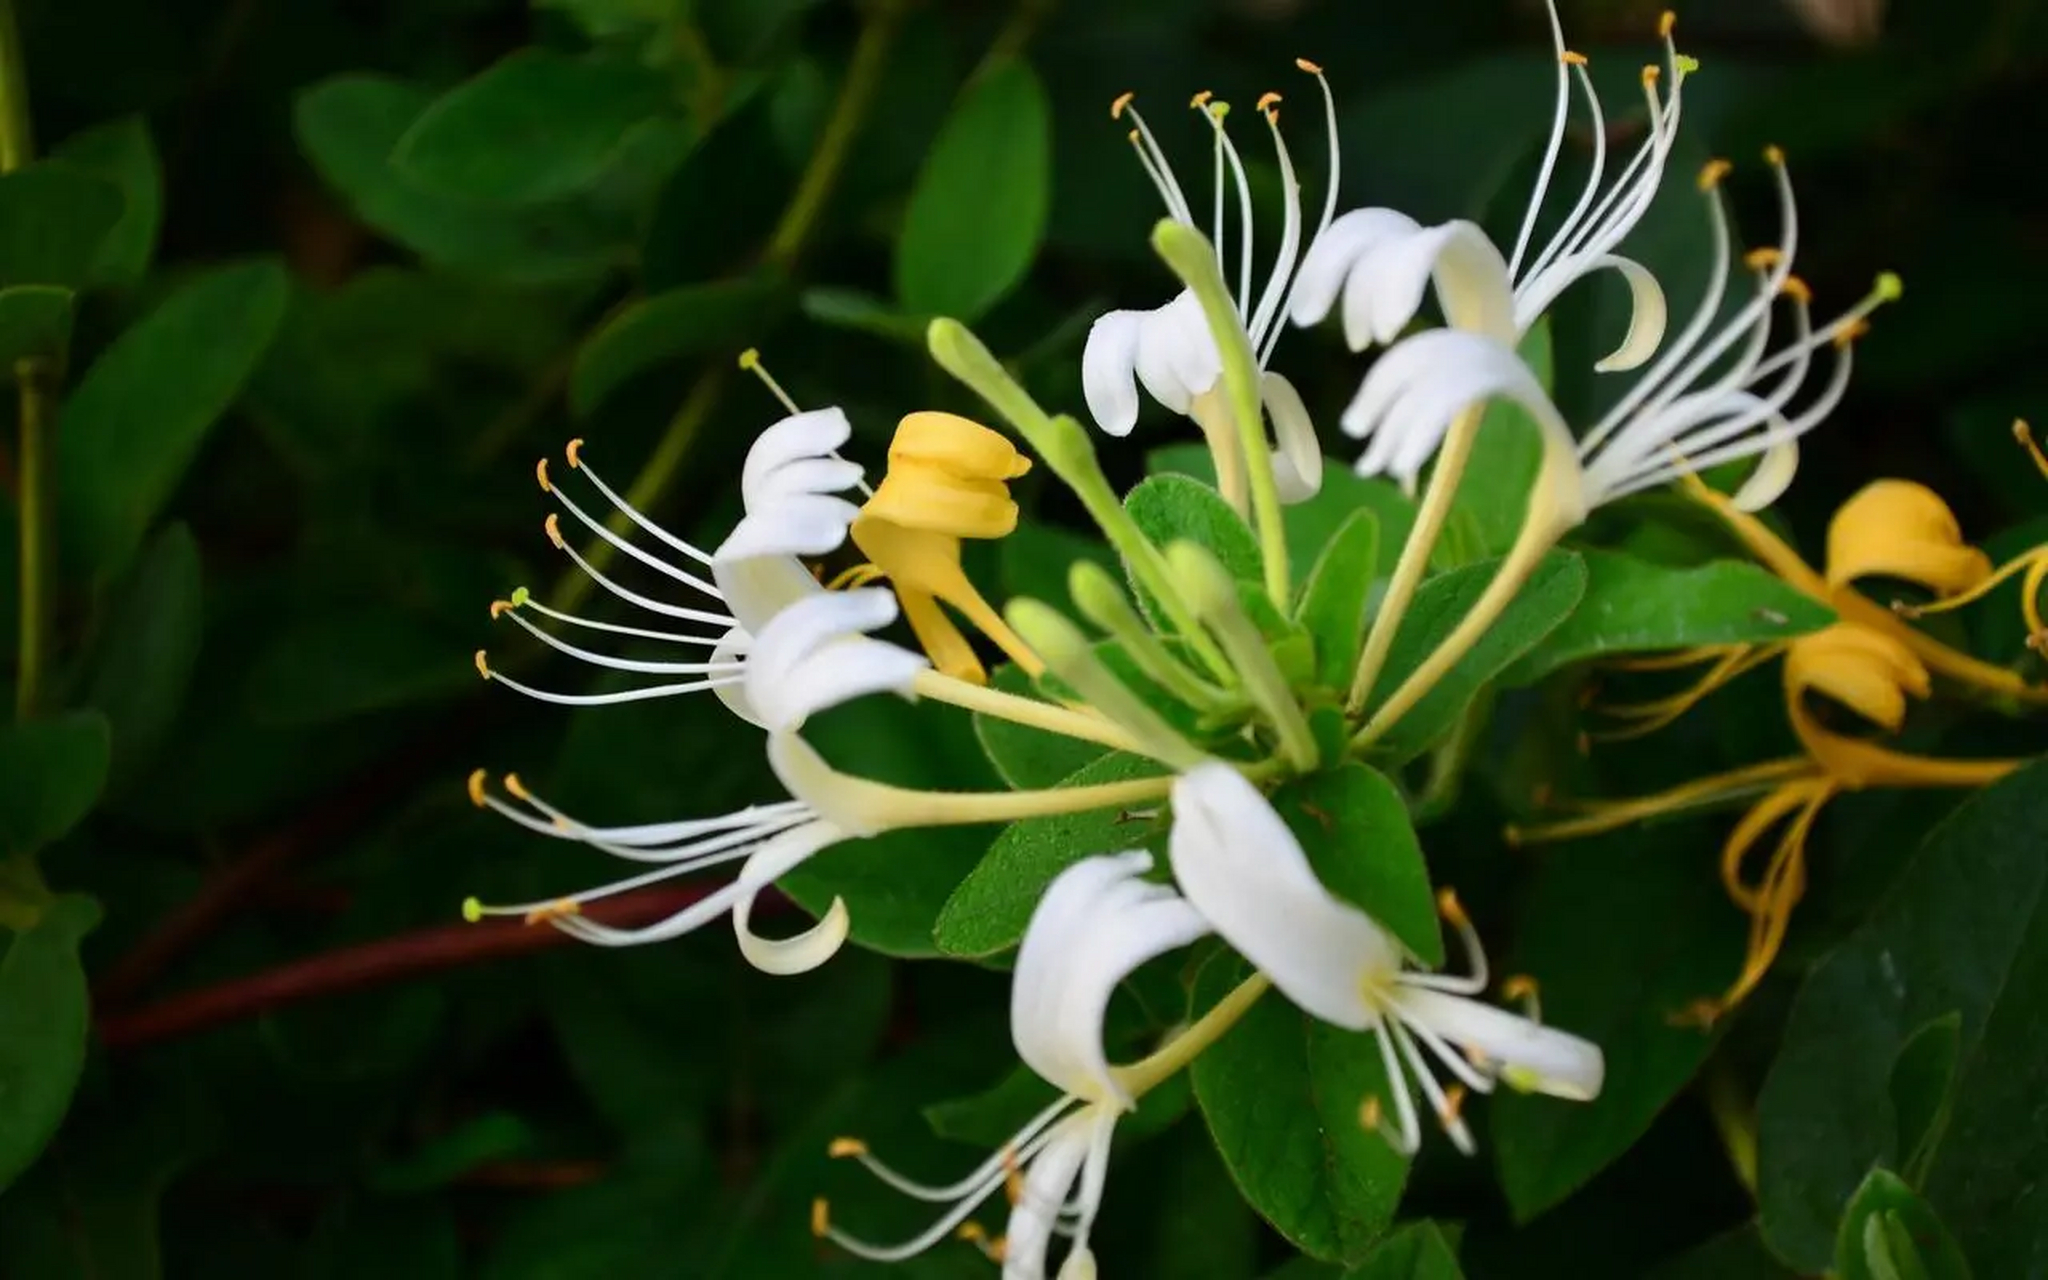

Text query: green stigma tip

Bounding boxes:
[1675,53,1700,75]
[461,897,483,924]
[509,586,531,606]
[1875,271,1903,301]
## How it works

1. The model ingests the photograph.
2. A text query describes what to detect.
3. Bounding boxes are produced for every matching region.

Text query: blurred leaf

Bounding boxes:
[56,259,288,577]
[1836,1169,1973,1280]
[0,284,74,363]
[998,519,1120,618]
[369,1112,537,1192]
[972,662,1111,790]
[1493,831,1742,1221]
[50,116,162,287]
[569,272,789,415]
[935,751,1162,959]
[0,164,124,288]
[1190,954,1406,1265]
[800,286,926,343]
[1890,1013,1961,1186]
[478,1159,709,1280]
[303,1200,462,1280]
[1344,1221,1465,1278]
[0,1092,199,1280]
[394,50,677,205]
[894,59,1050,322]
[1270,763,1441,967]
[1339,53,1552,223]
[1501,551,1836,685]
[1758,760,2048,1271]
[85,523,202,792]
[1366,551,1586,762]
[0,895,100,1192]
[243,612,472,724]
[642,91,790,288]
[1295,509,1381,688]
[0,713,112,855]
[1645,1224,1797,1279]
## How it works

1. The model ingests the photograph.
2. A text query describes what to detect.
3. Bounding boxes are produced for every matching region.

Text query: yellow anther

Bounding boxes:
[810,1199,830,1238]
[1441,1084,1469,1125]
[1561,50,1588,66]
[1698,158,1732,190]
[1190,89,1213,108]
[2016,420,2048,479]
[1764,144,1786,167]
[1781,275,1813,305]
[1642,64,1661,87]
[1295,57,1323,74]
[1744,247,1782,271]
[461,896,483,923]
[535,457,551,492]
[466,768,489,807]
[1127,128,1140,145]
[489,599,514,619]
[1359,1096,1383,1131]
[544,513,565,548]
[474,650,491,680]
[1833,318,1872,349]
[827,1137,868,1158]
[1001,1146,1025,1205]
[504,773,532,801]
[1435,887,1471,930]
[523,898,581,926]
[1110,91,1135,119]
[1501,974,1539,1001]
[566,438,585,468]
[1660,10,1677,37]
[1256,91,1282,119]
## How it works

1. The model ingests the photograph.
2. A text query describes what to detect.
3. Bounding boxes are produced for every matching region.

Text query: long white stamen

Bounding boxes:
[1248,95,1304,359]
[1199,99,1258,314]
[545,524,736,624]
[477,663,742,707]
[826,1121,1075,1265]
[500,785,810,849]
[503,594,734,646]
[1369,1019,1422,1156]
[1397,1008,1499,1095]
[494,608,744,677]
[1508,1,1575,278]
[1518,58,1609,296]
[1116,98,1196,226]
[1391,1020,1474,1154]
[543,483,722,601]
[840,1097,1078,1204]
[564,443,714,566]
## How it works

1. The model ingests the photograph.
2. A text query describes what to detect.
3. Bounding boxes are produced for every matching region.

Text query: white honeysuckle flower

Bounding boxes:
[1081,71,1340,502]
[1289,3,1684,373]
[820,851,1211,1278]
[740,586,929,734]
[1339,149,1900,510]
[477,408,865,727]
[1168,763,1603,1155]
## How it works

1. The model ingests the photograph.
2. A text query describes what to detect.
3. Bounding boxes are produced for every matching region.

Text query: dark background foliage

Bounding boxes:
[1,0,2043,1274]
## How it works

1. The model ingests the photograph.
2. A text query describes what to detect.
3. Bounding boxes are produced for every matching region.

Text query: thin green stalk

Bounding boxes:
[1115,972,1270,1097]
[1,0,45,722]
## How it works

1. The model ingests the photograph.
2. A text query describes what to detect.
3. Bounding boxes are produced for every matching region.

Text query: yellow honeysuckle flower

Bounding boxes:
[851,410,1043,684]
[1824,479,1992,598]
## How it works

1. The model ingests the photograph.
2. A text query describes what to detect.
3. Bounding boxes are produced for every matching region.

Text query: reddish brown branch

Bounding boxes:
[98,884,721,1050]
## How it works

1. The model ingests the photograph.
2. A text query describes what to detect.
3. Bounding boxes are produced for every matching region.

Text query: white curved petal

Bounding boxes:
[1340,220,1515,352]
[744,587,927,731]
[765,730,899,836]
[1002,1112,1099,1280]
[714,493,860,564]
[1288,206,1423,331]
[1012,851,1211,1106]
[1133,291,1221,415]
[1392,986,1605,1101]
[741,407,855,510]
[1340,329,1574,492]
[1732,436,1800,513]
[709,626,764,726]
[1261,372,1323,503]
[728,820,850,974]
[1577,255,1669,373]
[751,456,866,508]
[1167,763,1396,1030]
[709,550,822,635]
[1082,310,1146,437]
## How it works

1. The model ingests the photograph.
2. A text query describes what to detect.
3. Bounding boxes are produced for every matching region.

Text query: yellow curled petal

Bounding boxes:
[862,459,1021,539]
[1784,622,1928,735]
[1824,479,1991,597]
[887,411,1032,481]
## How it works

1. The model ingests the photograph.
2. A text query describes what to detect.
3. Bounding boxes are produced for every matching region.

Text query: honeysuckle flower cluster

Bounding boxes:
[458,4,2040,1272]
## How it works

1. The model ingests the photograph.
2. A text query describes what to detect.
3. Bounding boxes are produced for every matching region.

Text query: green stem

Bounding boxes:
[1115,972,1270,1097]
[0,0,30,173]
[1345,406,1481,715]
[1,0,44,722]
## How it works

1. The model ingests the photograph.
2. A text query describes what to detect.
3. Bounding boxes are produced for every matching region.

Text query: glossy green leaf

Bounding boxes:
[972,662,1110,790]
[1493,830,1743,1220]
[1295,509,1381,688]
[1126,473,1263,584]
[0,285,74,363]
[1345,1221,1465,1279]
[1890,1013,1961,1186]
[1149,444,1417,585]
[1836,1170,1973,1280]
[1270,763,1440,967]
[934,752,1165,958]
[86,523,203,791]
[1366,550,1587,761]
[393,50,675,205]
[1190,953,1406,1264]
[57,259,288,577]
[799,286,926,343]
[1501,550,1836,685]
[894,58,1049,321]
[0,164,124,288]
[50,115,162,286]
[0,895,101,1192]
[1758,760,2048,1272]
[568,273,788,415]
[0,713,112,855]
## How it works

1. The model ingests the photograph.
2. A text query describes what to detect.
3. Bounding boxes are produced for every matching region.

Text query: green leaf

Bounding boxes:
[295,75,621,283]
[0,164,124,288]
[1344,1221,1466,1278]
[243,612,473,724]
[1271,763,1440,966]
[799,286,926,343]
[972,662,1110,790]
[1295,510,1381,689]
[370,1112,538,1193]
[1645,1225,1798,1279]
[56,259,288,577]
[1366,551,1587,761]
[393,50,675,205]
[1492,830,1743,1220]
[0,1094,200,1280]
[0,285,74,364]
[893,58,1050,321]
[0,895,100,1192]
[1126,473,1262,584]
[1836,1170,1974,1280]
[1757,760,2048,1272]
[1190,953,1407,1264]
[1890,1013,1961,1186]
[0,713,112,855]
[1437,320,1551,564]
[1149,444,1417,584]
[1501,550,1836,685]
[86,523,203,791]
[50,116,162,286]
[934,752,1165,958]
[569,273,788,415]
